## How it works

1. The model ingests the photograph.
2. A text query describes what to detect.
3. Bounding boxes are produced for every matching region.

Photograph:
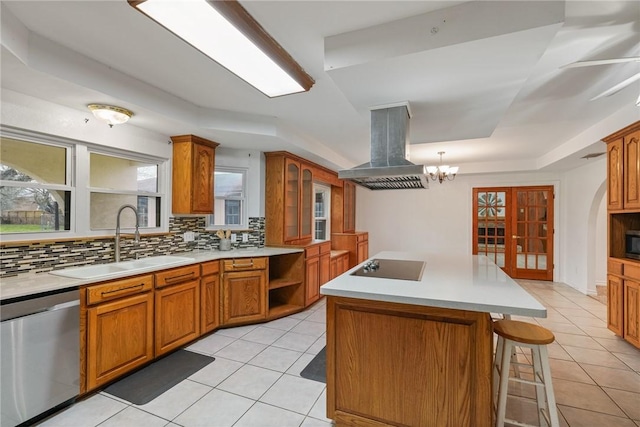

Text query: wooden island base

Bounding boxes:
[326,296,494,427]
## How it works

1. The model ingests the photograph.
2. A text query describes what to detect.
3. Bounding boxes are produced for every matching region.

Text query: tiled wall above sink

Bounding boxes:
[0,217,265,278]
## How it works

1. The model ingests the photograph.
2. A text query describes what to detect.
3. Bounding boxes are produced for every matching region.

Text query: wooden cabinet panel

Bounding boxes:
[320,251,331,286]
[87,292,154,391]
[608,138,623,210]
[326,297,492,426]
[623,280,640,347]
[155,279,200,356]
[222,270,267,325]
[301,167,313,240]
[171,134,219,214]
[201,261,220,334]
[607,274,624,335]
[305,255,320,306]
[343,181,356,233]
[624,130,640,209]
[222,257,268,272]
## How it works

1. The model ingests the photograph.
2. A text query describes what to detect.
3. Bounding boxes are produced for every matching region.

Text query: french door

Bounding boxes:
[473,186,554,280]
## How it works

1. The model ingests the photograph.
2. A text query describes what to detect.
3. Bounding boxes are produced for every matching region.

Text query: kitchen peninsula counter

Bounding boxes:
[320,251,546,427]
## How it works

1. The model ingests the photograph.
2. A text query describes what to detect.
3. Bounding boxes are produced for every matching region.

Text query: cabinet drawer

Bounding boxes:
[86,275,153,305]
[155,264,200,288]
[624,262,640,279]
[608,259,624,275]
[201,260,220,276]
[319,241,332,255]
[222,257,267,272]
[357,232,368,242]
[306,245,320,258]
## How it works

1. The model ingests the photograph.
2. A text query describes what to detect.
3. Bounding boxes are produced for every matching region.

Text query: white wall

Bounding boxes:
[356,163,607,293]
[560,157,607,294]
[595,195,607,290]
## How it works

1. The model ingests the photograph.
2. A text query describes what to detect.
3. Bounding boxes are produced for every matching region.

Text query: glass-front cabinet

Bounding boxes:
[277,156,313,243]
[284,159,300,241]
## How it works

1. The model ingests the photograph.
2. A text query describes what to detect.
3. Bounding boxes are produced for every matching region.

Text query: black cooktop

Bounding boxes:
[350,259,425,281]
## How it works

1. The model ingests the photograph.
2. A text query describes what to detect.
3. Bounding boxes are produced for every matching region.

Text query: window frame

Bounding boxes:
[313,182,331,241]
[0,126,170,242]
[87,149,165,232]
[207,166,248,231]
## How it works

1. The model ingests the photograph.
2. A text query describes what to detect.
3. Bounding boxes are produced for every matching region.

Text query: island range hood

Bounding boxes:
[338,104,428,190]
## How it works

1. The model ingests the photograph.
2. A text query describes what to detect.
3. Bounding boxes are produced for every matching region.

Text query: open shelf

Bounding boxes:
[269,278,302,290]
[268,303,303,319]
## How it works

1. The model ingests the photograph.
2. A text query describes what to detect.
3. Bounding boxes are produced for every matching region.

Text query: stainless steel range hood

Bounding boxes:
[338,104,428,190]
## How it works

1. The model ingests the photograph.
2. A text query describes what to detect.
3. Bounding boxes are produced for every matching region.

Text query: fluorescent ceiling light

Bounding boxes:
[129,0,314,97]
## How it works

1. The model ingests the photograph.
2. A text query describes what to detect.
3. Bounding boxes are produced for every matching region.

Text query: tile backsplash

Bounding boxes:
[0,217,265,278]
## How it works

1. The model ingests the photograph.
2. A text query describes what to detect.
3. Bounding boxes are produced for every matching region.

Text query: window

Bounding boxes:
[314,183,330,240]
[0,128,169,240]
[211,167,247,228]
[89,152,162,230]
[0,137,72,234]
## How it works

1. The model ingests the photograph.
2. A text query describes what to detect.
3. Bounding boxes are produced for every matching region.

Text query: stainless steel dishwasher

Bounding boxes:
[1,289,80,427]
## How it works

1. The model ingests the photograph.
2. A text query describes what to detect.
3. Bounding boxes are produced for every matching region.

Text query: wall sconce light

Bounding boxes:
[426,151,459,183]
[128,0,314,98]
[87,104,133,127]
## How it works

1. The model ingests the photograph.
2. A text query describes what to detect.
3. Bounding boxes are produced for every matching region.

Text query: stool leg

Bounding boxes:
[539,345,560,427]
[510,345,520,379]
[496,338,513,427]
[493,335,505,409]
[531,346,548,426]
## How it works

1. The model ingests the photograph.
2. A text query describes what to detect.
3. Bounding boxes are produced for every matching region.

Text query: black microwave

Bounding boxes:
[626,230,640,260]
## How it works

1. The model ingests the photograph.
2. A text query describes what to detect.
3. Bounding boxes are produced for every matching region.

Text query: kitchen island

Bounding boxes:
[320,251,546,427]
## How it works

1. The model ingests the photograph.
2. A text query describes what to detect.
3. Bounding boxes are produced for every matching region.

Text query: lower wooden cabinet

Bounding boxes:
[305,254,320,306]
[221,258,267,325]
[330,251,350,280]
[607,274,624,335]
[201,261,221,334]
[332,232,369,269]
[155,279,200,356]
[86,290,154,391]
[607,259,640,348]
[623,279,640,347]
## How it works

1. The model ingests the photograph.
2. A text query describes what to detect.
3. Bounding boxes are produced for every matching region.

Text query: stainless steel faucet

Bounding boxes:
[115,204,140,262]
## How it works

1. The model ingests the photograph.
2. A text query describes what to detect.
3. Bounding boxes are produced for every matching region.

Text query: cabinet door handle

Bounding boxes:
[163,272,195,284]
[232,261,254,268]
[101,283,144,296]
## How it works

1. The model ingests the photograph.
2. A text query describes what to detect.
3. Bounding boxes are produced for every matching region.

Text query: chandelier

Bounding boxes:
[426,151,459,183]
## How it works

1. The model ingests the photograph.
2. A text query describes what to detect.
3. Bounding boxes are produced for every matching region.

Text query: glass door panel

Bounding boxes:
[474,190,508,269]
[300,168,313,239]
[284,160,299,241]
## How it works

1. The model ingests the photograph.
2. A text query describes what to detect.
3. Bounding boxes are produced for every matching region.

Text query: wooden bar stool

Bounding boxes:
[493,320,559,427]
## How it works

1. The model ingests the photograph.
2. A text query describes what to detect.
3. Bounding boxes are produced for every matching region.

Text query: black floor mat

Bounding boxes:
[104,350,214,405]
[300,346,326,383]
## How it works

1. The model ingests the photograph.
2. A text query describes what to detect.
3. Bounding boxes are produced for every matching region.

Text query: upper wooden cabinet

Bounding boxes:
[606,121,640,349]
[605,122,640,211]
[171,134,219,214]
[265,152,318,245]
[331,180,356,234]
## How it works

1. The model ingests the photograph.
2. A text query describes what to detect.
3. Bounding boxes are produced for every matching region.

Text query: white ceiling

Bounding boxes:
[1,0,639,174]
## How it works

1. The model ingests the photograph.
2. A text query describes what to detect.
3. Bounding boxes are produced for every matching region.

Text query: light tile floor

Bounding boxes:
[37,280,639,427]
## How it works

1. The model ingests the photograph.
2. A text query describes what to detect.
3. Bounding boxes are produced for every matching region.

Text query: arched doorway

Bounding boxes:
[587,179,607,296]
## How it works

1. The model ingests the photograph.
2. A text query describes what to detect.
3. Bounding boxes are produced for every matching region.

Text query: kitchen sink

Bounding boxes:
[49,255,193,280]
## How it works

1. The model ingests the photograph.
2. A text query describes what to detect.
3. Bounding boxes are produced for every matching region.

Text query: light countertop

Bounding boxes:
[0,247,303,301]
[320,251,547,318]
